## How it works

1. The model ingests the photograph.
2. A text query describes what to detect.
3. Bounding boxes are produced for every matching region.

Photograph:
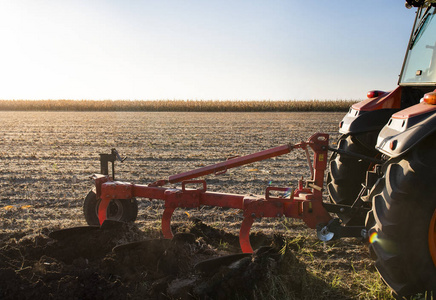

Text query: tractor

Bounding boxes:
[68,0,436,297]
[329,0,436,295]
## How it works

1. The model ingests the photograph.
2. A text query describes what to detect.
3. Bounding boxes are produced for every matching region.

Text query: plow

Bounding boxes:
[79,133,369,254]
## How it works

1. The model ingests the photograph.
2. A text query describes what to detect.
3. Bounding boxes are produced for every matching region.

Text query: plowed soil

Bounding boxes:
[0,112,388,299]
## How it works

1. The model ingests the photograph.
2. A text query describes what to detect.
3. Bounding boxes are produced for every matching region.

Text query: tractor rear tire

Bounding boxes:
[83,190,138,226]
[367,136,436,297]
[327,135,376,225]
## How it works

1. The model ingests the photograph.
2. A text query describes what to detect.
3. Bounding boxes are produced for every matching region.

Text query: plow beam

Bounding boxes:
[98,182,331,253]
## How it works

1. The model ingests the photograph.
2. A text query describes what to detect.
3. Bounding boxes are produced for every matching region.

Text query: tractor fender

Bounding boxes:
[376,102,436,158]
[338,108,399,135]
[339,87,402,135]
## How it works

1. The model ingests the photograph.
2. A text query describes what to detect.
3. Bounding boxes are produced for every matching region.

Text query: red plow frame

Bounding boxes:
[94,133,339,253]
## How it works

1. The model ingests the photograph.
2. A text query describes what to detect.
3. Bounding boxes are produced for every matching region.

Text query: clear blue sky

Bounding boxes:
[0,1,415,101]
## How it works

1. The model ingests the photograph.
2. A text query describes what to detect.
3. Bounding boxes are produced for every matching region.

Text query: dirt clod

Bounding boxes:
[0,220,309,299]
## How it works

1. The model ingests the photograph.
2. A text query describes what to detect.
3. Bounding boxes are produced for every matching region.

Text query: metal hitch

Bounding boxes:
[316,218,366,242]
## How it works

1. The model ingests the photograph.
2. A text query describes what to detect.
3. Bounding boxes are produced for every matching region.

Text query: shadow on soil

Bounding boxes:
[0,220,353,300]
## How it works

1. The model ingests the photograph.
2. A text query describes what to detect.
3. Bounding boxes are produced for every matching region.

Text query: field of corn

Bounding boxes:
[0,110,396,299]
[0,99,357,112]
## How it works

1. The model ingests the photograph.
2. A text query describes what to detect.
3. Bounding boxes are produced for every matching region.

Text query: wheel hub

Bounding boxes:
[95,199,124,221]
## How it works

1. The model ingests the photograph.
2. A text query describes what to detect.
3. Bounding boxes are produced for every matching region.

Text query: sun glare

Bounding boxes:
[369,232,379,244]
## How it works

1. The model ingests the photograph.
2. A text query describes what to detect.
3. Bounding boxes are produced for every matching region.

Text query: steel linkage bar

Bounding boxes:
[168,144,293,184]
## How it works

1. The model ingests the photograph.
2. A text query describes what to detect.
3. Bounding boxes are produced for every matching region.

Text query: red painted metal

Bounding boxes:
[391,101,436,119]
[168,144,293,183]
[352,86,402,111]
[98,181,133,225]
[95,132,333,253]
[240,216,255,253]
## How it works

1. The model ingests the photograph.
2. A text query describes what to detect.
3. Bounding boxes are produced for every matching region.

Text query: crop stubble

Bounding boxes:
[0,111,342,231]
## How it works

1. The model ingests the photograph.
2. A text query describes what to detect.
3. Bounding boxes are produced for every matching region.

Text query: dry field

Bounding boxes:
[0,99,357,112]
[0,111,393,299]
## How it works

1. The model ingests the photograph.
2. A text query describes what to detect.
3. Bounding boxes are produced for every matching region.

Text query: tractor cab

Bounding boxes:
[401,5,436,85]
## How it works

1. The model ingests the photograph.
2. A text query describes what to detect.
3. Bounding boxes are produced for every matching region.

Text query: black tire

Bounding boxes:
[327,135,377,225]
[83,190,138,226]
[366,136,436,297]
